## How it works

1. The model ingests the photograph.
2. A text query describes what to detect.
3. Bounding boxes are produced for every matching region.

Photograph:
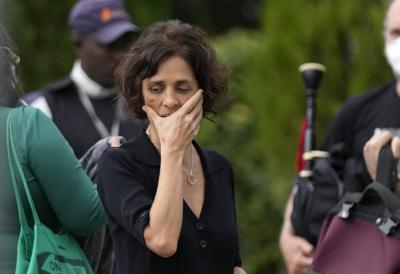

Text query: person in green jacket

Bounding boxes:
[0,23,107,273]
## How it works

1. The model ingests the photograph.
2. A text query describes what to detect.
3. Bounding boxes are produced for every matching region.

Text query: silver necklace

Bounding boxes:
[182,145,198,185]
[145,127,197,185]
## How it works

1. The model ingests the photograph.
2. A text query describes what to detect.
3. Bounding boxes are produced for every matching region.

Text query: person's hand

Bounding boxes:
[233,266,247,274]
[393,136,400,159]
[280,232,314,274]
[107,136,125,147]
[143,89,203,153]
[363,131,400,180]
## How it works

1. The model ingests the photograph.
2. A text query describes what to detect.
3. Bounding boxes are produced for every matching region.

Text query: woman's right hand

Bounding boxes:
[143,89,203,153]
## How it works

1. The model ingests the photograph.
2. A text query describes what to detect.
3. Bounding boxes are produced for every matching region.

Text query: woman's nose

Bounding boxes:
[163,89,179,108]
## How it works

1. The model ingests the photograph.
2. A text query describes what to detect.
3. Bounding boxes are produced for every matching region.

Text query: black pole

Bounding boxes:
[299,63,326,176]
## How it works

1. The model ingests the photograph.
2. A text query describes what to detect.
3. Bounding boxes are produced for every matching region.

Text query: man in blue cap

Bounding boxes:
[25,0,142,158]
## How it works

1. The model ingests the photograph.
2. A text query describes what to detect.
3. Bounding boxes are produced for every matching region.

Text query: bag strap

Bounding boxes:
[336,192,363,218]
[362,182,400,235]
[376,143,397,189]
[361,182,400,215]
[339,182,400,216]
[6,109,41,229]
[337,182,400,235]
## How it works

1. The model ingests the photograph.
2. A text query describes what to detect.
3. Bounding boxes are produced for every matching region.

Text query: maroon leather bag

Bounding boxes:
[309,147,400,274]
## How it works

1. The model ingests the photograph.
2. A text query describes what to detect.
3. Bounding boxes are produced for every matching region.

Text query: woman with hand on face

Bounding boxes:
[96,20,246,274]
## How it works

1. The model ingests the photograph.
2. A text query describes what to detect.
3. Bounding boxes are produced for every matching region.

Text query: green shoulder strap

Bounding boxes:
[6,108,41,230]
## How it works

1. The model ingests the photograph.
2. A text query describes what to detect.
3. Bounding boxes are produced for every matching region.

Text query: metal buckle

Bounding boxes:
[338,202,354,219]
[378,217,399,236]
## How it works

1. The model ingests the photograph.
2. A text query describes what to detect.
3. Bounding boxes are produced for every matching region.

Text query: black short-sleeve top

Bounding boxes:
[97,129,241,274]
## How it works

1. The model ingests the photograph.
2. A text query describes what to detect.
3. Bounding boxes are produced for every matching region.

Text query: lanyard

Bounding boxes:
[76,88,121,138]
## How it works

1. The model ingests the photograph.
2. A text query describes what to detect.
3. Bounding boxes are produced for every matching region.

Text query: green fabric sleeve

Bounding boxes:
[21,108,107,236]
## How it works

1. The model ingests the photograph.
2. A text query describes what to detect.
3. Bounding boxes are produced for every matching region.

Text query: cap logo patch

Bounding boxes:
[101,7,112,23]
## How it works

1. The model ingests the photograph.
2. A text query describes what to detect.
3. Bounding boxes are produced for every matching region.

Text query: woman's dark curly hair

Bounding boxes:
[115,20,229,119]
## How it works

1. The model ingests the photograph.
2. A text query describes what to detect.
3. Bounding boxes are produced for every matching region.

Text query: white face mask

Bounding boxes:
[385,37,400,77]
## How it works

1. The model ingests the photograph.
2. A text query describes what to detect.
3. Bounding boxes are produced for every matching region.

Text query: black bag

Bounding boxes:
[309,145,400,274]
[79,137,125,274]
[291,142,398,246]
[291,156,343,245]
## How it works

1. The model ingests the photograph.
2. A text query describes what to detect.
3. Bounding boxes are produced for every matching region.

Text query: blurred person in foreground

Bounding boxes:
[279,0,400,273]
[96,20,247,274]
[0,24,107,273]
[25,0,142,158]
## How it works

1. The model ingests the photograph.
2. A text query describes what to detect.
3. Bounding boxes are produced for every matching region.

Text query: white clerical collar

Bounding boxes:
[70,60,116,99]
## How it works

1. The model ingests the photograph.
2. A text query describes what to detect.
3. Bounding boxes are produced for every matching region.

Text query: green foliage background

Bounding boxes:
[5,0,394,273]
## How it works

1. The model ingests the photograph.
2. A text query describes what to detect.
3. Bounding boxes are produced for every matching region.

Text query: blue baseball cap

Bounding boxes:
[68,0,139,45]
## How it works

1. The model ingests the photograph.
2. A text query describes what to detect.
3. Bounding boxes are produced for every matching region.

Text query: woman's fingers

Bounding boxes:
[184,100,202,122]
[143,105,160,125]
[177,89,203,115]
[193,108,203,127]
[191,95,203,118]
[193,121,201,137]
[183,91,203,121]
[183,98,203,132]
[191,109,203,137]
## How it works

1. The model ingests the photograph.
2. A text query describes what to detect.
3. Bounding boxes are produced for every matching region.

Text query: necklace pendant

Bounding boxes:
[187,174,198,185]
